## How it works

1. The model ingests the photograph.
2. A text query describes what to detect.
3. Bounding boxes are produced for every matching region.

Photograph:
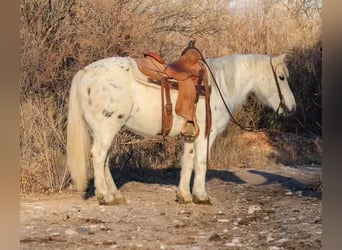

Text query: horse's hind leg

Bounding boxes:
[104,155,126,204]
[91,129,125,205]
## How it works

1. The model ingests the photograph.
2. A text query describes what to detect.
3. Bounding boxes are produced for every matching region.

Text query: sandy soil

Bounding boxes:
[20,164,321,249]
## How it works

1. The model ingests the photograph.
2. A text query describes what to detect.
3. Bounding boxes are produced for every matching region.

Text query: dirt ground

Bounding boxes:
[20,164,321,250]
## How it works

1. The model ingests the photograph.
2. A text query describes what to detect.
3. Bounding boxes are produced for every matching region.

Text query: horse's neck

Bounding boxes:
[208,55,259,112]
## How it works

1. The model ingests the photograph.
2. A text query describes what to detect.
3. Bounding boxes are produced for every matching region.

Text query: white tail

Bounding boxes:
[66,71,91,191]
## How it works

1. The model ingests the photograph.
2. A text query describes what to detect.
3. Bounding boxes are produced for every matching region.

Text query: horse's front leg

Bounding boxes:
[192,137,211,204]
[177,141,195,203]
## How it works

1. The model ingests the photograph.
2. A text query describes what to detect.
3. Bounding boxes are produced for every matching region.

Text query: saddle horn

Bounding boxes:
[188,39,196,48]
[181,39,197,55]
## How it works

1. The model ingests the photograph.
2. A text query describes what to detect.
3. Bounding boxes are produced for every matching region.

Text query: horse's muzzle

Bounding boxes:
[278,103,296,116]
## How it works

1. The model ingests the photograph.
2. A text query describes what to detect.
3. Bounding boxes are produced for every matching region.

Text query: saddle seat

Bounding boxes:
[133,43,211,140]
[137,50,204,84]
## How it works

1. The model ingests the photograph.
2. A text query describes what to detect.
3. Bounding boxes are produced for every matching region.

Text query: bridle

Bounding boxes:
[202,55,288,132]
[179,40,289,171]
[269,57,287,116]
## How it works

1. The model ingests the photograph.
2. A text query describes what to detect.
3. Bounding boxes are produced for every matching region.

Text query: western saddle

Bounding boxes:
[134,40,211,141]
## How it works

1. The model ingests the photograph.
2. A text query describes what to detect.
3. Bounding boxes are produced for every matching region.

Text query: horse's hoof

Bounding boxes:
[112,192,127,205]
[176,197,193,204]
[97,193,126,205]
[97,194,108,205]
[192,195,212,205]
[176,192,193,204]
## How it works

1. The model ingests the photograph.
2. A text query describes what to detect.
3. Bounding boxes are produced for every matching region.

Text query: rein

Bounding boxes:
[203,55,287,132]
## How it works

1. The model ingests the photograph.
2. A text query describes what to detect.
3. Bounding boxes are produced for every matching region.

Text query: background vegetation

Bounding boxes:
[20,0,322,193]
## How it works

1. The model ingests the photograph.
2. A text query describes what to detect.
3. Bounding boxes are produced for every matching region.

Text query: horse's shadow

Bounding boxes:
[84,164,321,200]
[83,165,245,199]
[247,169,322,199]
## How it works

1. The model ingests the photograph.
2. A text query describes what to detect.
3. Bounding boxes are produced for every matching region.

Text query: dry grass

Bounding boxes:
[20,0,322,193]
[20,96,68,193]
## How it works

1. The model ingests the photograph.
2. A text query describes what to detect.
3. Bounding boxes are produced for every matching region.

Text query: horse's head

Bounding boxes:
[255,54,296,116]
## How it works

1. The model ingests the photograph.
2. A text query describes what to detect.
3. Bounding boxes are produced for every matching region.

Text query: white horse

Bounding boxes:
[66,53,296,205]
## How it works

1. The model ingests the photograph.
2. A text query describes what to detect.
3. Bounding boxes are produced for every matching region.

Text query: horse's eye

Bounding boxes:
[279,75,285,81]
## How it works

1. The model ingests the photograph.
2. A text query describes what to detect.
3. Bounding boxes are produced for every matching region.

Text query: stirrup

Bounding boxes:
[181,120,200,141]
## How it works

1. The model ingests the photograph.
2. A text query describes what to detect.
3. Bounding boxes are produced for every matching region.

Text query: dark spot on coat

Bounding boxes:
[110,83,118,88]
[108,81,122,90]
[189,149,194,154]
[87,88,91,95]
[102,109,113,118]
[117,114,124,119]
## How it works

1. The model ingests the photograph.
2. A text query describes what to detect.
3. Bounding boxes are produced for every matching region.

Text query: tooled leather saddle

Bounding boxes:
[134,40,211,140]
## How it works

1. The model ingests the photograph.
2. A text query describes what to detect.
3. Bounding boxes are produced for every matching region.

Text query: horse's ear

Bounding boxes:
[273,54,286,65]
[279,53,286,61]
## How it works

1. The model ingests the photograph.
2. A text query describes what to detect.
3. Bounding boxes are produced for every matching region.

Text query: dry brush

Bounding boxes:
[20,0,322,193]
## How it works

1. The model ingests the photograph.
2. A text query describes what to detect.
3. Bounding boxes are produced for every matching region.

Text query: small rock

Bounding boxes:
[189,247,202,250]
[209,233,223,242]
[135,243,143,248]
[266,235,274,242]
[296,190,303,196]
[76,227,90,235]
[225,242,235,247]
[50,232,61,237]
[232,237,240,243]
[65,229,78,236]
[248,205,261,214]
[102,240,117,246]
[275,238,288,243]
[269,247,281,250]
